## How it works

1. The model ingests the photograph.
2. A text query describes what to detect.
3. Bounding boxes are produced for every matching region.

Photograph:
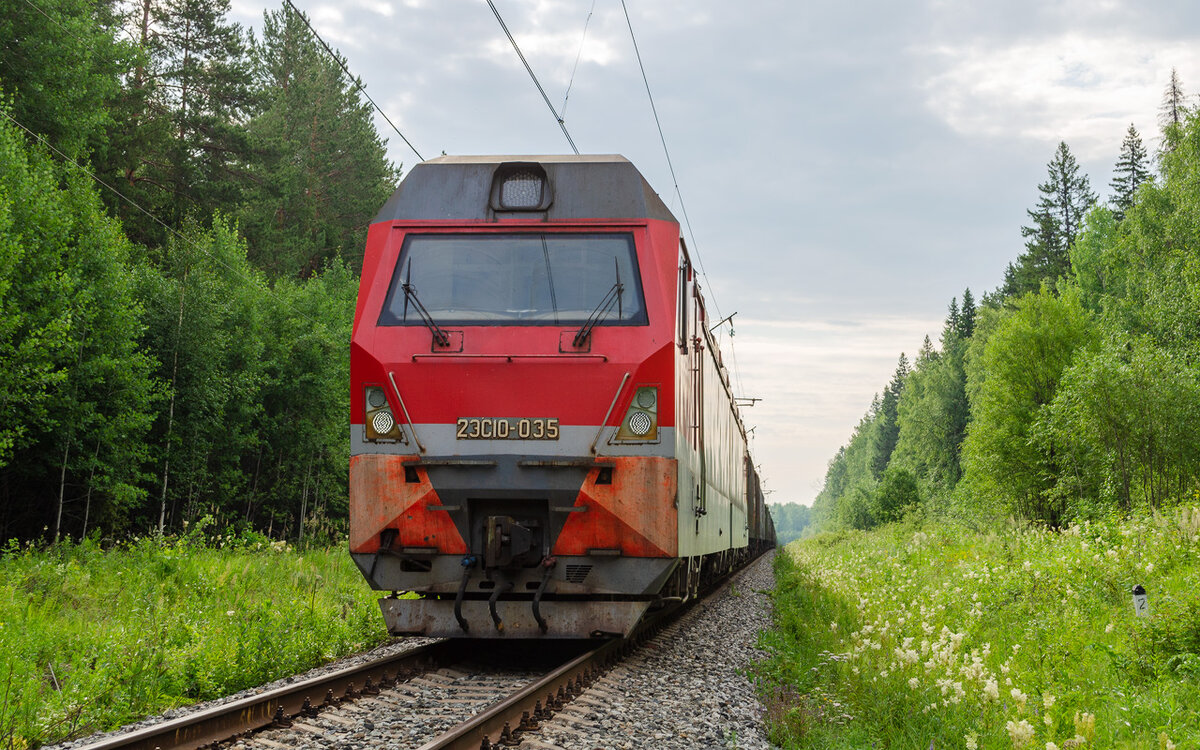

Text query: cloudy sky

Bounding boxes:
[229,0,1199,505]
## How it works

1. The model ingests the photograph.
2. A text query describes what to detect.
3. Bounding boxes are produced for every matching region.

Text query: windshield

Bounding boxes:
[378,233,647,326]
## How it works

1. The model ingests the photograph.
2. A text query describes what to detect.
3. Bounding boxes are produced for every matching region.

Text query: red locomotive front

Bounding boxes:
[350,156,690,637]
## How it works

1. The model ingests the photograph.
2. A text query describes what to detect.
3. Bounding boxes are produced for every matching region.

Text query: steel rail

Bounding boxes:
[74,640,457,750]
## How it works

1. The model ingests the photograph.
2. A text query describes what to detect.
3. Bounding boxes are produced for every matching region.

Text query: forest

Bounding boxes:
[811,71,1200,531]
[0,0,398,542]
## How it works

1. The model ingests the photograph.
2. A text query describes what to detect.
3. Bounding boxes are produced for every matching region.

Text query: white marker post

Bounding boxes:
[1132,584,1149,617]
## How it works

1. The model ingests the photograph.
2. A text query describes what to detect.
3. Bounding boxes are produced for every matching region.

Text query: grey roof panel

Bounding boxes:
[373,155,677,223]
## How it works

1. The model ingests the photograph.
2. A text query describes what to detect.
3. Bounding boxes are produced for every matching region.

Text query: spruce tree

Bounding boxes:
[1110,124,1150,220]
[959,288,976,338]
[1004,142,1095,297]
[871,354,909,479]
[1160,68,1187,131]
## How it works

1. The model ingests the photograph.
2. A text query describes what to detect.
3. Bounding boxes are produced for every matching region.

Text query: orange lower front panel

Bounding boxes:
[552,456,678,558]
[350,453,677,559]
[349,454,467,555]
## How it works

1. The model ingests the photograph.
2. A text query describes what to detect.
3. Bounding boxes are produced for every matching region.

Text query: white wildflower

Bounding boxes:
[1006,719,1036,748]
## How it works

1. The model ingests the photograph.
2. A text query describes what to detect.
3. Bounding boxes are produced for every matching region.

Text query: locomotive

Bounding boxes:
[349,155,774,638]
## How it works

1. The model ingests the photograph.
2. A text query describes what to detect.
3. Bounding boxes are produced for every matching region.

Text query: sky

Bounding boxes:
[228,0,1200,506]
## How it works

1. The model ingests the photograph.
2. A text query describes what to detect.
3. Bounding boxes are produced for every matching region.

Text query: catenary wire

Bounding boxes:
[283,0,424,162]
[618,0,719,319]
[485,0,580,155]
[560,0,597,119]
[619,0,744,393]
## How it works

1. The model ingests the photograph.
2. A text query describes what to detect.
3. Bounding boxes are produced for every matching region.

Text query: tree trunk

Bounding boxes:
[81,438,101,539]
[54,439,71,544]
[158,269,189,535]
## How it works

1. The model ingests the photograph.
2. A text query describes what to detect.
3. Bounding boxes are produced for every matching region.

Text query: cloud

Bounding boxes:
[916,33,1200,158]
[716,315,943,505]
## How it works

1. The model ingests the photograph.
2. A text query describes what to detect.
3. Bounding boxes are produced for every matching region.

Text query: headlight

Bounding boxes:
[627,411,653,436]
[371,410,395,434]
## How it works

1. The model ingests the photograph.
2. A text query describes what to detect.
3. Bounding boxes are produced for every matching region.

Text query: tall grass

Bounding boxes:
[757,508,1200,749]
[0,529,390,749]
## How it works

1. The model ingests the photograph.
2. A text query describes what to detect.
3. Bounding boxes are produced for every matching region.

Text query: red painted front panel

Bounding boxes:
[351,220,680,430]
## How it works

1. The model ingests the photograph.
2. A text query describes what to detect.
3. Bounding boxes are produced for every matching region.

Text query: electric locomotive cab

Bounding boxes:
[350,156,684,638]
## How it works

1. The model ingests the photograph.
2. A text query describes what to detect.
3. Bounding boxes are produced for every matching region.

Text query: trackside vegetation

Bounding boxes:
[757,511,1200,749]
[0,528,390,750]
[811,78,1200,534]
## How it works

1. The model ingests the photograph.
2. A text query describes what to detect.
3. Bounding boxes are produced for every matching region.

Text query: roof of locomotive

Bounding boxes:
[373,154,678,223]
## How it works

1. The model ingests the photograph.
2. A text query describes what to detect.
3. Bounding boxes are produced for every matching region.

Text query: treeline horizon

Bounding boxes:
[0,0,399,542]
[811,69,1200,532]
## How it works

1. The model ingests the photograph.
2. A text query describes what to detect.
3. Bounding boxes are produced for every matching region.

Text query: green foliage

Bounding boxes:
[1109,124,1151,221]
[758,511,1200,749]
[0,106,158,539]
[1043,338,1200,514]
[872,466,919,524]
[100,0,253,246]
[770,503,813,545]
[0,0,135,158]
[869,354,908,479]
[960,287,1098,524]
[0,536,390,748]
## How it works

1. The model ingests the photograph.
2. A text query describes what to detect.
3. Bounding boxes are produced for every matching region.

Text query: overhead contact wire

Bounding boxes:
[560,0,597,118]
[618,0,719,320]
[485,0,580,155]
[283,0,424,161]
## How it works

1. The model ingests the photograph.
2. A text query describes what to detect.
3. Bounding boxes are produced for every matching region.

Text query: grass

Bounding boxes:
[756,507,1200,749]
[0,527,391,749]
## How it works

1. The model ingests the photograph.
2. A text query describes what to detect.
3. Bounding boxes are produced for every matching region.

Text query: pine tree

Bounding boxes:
[239,4,399,277]
[101,0,253,245]
[1110,124,1150,220]
[1004,142,1096,297]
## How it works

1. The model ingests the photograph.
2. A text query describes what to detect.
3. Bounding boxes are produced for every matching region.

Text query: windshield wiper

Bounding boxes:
[401,259,451,346]
[573,260,623,347]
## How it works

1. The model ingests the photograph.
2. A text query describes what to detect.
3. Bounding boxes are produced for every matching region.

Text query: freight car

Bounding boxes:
[349,155,774,638]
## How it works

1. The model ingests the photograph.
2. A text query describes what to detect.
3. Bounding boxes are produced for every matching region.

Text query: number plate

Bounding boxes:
[456,417,560,440]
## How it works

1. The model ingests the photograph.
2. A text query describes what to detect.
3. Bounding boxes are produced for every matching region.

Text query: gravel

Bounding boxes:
[520,550,777,750]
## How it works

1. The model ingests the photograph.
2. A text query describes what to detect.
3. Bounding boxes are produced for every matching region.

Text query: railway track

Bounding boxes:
[74,555,767,750]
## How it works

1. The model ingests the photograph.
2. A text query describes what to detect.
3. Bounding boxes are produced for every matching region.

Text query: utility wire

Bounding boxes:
[485,0,580,155]
[283,0,424,162]
[0,108,324,328]
[618,0,717,315]
[619,1,744,390]
[560,0,597,119]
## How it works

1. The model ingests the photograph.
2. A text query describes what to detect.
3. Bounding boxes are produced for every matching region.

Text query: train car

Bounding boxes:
[349,155,773,638]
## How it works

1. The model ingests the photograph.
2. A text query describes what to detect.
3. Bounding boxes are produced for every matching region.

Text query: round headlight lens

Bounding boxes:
[628,411,653,436]
[367,388,387,409]
[372,411,395,435]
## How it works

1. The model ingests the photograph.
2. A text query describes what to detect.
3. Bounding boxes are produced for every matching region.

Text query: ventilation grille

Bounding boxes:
[564,564,592,584]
